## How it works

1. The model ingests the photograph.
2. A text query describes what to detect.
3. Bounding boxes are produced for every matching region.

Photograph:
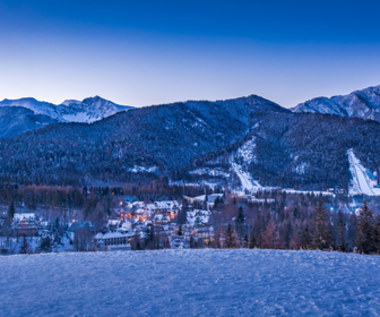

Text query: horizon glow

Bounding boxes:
[1,0,380,108]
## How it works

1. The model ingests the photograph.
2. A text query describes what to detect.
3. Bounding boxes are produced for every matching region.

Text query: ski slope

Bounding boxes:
[1,250,379,316]
[231,162,262,193]
[230,162,334,197]
[348,148,380,196]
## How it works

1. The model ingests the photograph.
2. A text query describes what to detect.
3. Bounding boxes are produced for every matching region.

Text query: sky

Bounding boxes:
[1,0,380,108]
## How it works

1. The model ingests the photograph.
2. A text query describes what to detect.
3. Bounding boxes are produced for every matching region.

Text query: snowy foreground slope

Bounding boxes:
[0,250,379,317]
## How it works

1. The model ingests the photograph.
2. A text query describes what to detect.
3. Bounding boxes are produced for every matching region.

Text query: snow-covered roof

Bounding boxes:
[154,214,163,221]
[96,232,130,240]
[131,201,145,208]
[120,221,132,231]
[247,198,276,204]
[14,213,36,221]
[108,219,120,226]
[146,200,181,211]
[186,209,211,226]
[193,194,223,204]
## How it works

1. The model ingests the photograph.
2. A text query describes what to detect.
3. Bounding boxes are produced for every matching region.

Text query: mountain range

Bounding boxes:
[293,85,380,122]
[0,96,132,138]
[1,85,380,193]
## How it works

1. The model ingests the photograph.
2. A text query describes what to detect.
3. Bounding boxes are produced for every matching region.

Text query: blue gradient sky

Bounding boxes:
[1,0,380,107]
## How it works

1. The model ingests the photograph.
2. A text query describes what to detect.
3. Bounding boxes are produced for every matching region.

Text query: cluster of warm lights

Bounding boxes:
[137,216,146,222]
[119,212,146,222]
[119,212,133,218]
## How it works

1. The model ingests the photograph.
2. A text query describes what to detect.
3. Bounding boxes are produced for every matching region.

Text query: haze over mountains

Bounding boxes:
[1,85,380,193]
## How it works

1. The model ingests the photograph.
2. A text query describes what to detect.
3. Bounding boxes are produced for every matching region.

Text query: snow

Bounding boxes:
[192,193,223,208]
[189,167,230,178]
[193,193,223,202]
[293,85,380,122]
[169,180,202,187]
[0,249,379,316]
[169,179,224,190]
[146,200,180,211]
[96,232,131,239]
[293,162,309,175]
[186,209,211,226]
[229,139,262,193]
[348,148,380,196]
[236,136,257,164]
[13,213,36,221]
[0,96,132,124]
[282,189,335,196]
[0,97,61,119]
[128,165,158,173]
[61,112,92,123]
[247,198,276,204]
[231,162,262,193]
[201,180,222,190]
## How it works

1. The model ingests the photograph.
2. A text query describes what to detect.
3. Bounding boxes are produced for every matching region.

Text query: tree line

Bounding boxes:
[212,197,379,254]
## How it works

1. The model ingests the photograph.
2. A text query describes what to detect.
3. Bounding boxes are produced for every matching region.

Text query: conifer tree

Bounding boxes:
[8,200,15,219]
[249,229,256,249]
[312,199,333,250]
[261,217,277,249]
[20,235,28,254]
[374,215,380,254]
[356,201,375,254]
[132,231,142,250]
[204,194,208,210]
[189,235,196,249]
[243,235,249,248]
[235,206,246,240]
[40,236,52,253]
[177,225,183,236]
[225,224,237,248]
[336,210,347,251]
[145,223,155,249]
[346,213,358,251]
[2,216,13,242]
[301,224,312,249]
[177,200,188,225]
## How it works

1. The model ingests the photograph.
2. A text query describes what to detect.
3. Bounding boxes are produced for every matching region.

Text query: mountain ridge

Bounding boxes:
[1,86,380,193]
[0,95,132,123]
[293,85,380,122]
[1,95,380,193]
[0,95,289,185]
[0,95,133,138]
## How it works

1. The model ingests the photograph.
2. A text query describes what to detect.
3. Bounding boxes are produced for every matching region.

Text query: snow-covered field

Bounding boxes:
[1,250,379,317]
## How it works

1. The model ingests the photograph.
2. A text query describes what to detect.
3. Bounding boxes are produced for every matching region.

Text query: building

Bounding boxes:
[94,232,133,250]
[14,218,38,236]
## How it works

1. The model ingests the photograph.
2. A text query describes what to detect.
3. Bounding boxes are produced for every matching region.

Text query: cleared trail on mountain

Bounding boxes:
[347,148,380,196]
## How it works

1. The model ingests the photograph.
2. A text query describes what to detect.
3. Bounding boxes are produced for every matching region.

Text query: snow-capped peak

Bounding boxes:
[0,96,133,124]
[293,85,380,122]
[58,96,133,123]
[0,97,61,119]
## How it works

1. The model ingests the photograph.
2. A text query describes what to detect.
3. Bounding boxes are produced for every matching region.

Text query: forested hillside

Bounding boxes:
[1,93,380,192]
[0,95,287,185]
